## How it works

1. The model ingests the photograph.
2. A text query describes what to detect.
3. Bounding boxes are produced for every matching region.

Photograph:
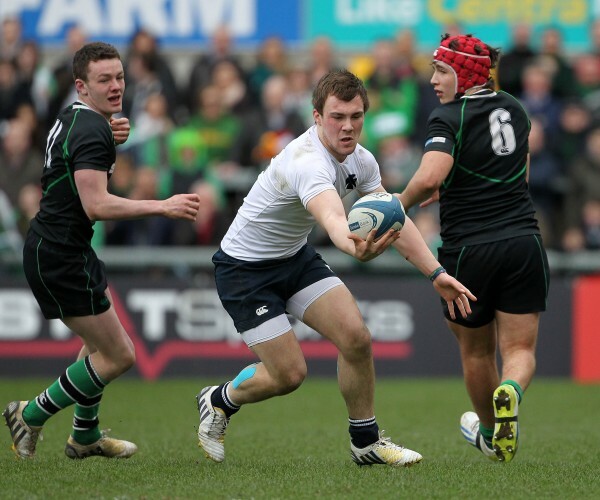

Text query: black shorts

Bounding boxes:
[437,234,549,327]
[22,229,111,320]
[213,244,337,333]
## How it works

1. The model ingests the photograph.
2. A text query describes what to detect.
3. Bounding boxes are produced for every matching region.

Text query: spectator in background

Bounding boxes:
[0,58,33,125]
[124,29,181,121]
[363,38,419,139]
[360,38,419,169]
[0,118,42,214]
[187,84,241,173]
[307,36,338,86]
[360,90,413,175]
[136,125,223,222]
[122,52,165,125]
[497,23,537,96]
[539,26,577,99]
[15,40,53,127]
[248,36,288,98]
[230,74,306,169]
[187,25,246,112]
[562,126,600,252]
[161,126,212,197]
[177,85,241,237]
[0,188,23,260]
[527,117,565,248]
[518,60,563,148]
[211,59,255,117]
[573,52,600,98]
[124,92,175,172]
[411,208,442,254]
[0,16,22,61]
[364,38,403,89]
[283,64,314,128]
[590,18,600,57]
[169,179,229,246]
[376,133,421,193]
[11,96,39,148]
[107,151,136,199]
[130,92,175,145]
[394,29,424,77]
[47,24,87,127]
[556,99,592,166]
[442,20,464,37]
[581,200,600,250]
[573,53,600,122]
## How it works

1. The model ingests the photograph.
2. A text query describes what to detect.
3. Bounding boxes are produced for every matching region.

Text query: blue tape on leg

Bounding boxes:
[232,364,258,389]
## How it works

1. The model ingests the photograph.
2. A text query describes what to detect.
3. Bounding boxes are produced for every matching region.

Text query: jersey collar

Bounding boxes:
[460,88,496,100]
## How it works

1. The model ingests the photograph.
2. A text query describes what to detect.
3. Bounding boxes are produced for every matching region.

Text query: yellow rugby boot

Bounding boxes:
[492,384,519,462]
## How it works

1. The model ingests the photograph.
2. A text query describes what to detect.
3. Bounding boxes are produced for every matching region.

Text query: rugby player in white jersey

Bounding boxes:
[196,69,476,467]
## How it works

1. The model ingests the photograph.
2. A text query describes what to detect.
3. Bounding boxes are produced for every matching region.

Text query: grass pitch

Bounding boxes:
[0,378,598,499]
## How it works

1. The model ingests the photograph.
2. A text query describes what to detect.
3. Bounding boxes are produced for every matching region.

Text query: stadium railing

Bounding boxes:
[3,247,600,275]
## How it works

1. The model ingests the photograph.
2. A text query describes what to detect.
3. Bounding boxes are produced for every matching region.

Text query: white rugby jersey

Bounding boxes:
[220,125,382,260]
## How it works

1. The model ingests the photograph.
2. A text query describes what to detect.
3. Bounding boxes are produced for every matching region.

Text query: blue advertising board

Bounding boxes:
[2,0,301,47]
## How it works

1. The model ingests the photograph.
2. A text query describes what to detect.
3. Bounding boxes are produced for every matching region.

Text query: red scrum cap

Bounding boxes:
[433,34,492,96]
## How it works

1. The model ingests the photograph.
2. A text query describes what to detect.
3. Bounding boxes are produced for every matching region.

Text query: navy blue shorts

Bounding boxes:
[437,235,550,327]
[213,244,338,333]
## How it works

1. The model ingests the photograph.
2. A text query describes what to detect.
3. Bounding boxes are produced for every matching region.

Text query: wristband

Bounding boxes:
[428,266,447,282]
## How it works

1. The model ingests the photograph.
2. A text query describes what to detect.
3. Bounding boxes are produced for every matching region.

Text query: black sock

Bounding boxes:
[210,382,240,418]
[349,417,379,448]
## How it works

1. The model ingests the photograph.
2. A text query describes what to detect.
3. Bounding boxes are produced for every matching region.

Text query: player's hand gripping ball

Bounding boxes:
[347,192,405,240]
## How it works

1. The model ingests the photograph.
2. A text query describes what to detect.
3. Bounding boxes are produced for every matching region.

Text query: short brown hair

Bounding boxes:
[72,42,121,81]
[312,69,369,115]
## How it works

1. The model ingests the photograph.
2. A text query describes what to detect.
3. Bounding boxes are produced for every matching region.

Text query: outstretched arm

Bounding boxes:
[307,189,399,262]
[392,216,476,319]
[75,169,200,222]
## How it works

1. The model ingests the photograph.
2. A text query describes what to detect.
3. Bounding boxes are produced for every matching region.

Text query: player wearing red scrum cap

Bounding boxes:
[432,33,493,100]
[399,34,549,463]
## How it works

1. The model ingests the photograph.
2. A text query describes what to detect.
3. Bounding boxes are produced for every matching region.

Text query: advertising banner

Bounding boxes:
[0,274,572,379]
[1,0,594,50]
[573,275,600,382]
[307,0,593,51]
[2,0,302,47]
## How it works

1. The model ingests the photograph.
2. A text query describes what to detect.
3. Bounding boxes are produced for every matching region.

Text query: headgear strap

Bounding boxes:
[432,35,491,95]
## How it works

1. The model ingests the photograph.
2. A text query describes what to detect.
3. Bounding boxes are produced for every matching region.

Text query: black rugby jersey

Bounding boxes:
[30,101,115,249]
[423,89,540,249]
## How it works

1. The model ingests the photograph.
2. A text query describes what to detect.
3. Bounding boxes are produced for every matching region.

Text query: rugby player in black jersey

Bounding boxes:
[399,34,549,463]
[3,42,199,459]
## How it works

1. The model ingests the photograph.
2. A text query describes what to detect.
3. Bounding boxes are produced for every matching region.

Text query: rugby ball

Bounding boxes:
[347,192,405,240]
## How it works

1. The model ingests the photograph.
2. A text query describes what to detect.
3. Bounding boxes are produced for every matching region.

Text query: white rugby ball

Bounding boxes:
[347,192,405,240]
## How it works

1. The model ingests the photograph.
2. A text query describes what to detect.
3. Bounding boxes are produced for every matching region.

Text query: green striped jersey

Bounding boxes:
[31,101,115,249]
[423,89,540,249]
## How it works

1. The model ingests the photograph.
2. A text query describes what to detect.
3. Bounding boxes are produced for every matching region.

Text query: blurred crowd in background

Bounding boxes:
[3,16,600,257]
